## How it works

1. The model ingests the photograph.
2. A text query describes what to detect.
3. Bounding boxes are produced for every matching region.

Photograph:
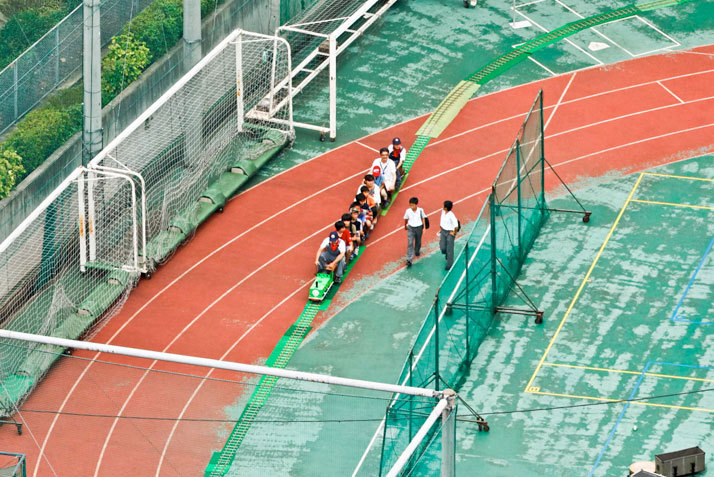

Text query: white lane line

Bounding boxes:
[356,141,380,153]
[528,56,557,76]
[544,72,576,131]
[657,80,685,104]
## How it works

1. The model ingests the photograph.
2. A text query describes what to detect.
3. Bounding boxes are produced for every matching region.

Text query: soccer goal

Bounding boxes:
[0,167,143,416]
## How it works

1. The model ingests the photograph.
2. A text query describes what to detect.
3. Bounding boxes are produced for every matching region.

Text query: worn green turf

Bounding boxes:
[224,155,714,476]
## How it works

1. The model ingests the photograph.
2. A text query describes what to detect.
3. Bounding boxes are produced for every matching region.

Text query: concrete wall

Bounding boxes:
[0,0,280,244]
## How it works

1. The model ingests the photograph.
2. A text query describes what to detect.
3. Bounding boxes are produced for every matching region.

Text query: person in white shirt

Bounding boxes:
[372,147,397,207]
[315,231,346,283]
[439,200,459,270]
[403,197,427,267]
[388,137,407,189]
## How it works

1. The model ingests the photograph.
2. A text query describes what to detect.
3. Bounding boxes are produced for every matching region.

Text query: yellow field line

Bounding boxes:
[543,362,714,383]
[630,401,714,414]
[643,172,714,182]
[524,173,645,391]
[527,389,620,402]
[631,199,714,211]
[527,390,714,414]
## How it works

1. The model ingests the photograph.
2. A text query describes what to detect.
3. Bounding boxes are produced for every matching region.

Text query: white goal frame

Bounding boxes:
[276,0,398,141]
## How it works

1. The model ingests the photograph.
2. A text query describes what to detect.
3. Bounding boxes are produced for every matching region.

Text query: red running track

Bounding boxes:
[3,45,714,476]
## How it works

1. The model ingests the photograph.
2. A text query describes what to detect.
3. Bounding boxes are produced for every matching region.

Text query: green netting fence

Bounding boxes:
[379,90,548,475]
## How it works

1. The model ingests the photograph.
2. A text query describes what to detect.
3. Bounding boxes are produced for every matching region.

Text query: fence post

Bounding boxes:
[464,242,470,358]
[489,190,498,313]
[433,292,440,391]
[441,389,456,477]
[13,61,18,120]
[516,140,522,258]
[55,27,60,87]
[408,349,414,442]
[539,90,545,208]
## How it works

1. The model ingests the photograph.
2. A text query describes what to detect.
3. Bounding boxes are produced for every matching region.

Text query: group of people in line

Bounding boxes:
[315,137,460,284]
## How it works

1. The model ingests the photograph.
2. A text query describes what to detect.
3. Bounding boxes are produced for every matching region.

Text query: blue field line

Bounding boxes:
[670,232,714,326]
[588,362,651,477]
[588,361,714,476]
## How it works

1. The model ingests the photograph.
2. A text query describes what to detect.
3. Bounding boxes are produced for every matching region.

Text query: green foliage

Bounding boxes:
[0,0,64,17]
[0,6,66,70]
[0,149,25,198]
[44,83,83,110]
[101,33,151,105]
[123,0,183,60]
[200,0,227,18]
[2,106,80,178]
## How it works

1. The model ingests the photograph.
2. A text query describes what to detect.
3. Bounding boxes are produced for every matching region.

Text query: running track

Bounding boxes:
[4,45,714,476]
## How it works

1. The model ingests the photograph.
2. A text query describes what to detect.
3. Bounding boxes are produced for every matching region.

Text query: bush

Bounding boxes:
[2,106,80,178]
[101,33,151,104]
[0,6,66,70]
[123,0,183,61]
[0,149,25,198]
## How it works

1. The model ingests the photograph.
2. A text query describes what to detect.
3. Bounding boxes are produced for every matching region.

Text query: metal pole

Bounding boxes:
[386,398,449,477]
[489,190,498,312]
[433,292,440,392]
[441,389,456,477]
[13,61,18,120]
[82,0,102,166]
[539,90,545,209]
[408,350,414,442]
[183,0,202,71]
[0,329,443,398]
[464,243,470,357]
[516,140,522,258]
[55,27,60,87]
[328,34,337,140]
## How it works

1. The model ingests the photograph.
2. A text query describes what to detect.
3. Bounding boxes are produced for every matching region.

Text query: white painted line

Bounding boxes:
[635,15,680,48]
[528,56,557,76]
[515,9,604,65]
[657,81,685,104]
[356,140,379,152]
[544,72,576,131]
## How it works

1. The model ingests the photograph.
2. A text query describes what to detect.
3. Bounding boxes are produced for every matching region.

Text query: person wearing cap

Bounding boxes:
[439,200,459,271]
[315,230,346,283]
[371,147,396,206]
[388,137,407,189]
